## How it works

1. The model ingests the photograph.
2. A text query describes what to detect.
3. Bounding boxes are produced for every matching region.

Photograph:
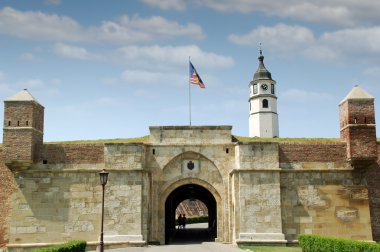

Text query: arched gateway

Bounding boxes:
[164,183,217,244]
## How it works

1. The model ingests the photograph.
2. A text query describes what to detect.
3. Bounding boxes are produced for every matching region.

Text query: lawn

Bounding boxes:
[240,245,302,252]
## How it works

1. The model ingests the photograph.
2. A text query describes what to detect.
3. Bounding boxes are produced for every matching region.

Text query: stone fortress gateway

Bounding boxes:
[1,51,380,250]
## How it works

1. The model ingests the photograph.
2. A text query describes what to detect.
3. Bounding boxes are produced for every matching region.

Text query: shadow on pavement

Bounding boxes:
[169,228,213,244]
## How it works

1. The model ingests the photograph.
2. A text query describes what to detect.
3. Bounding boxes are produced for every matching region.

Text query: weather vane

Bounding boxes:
[259,42,263,55]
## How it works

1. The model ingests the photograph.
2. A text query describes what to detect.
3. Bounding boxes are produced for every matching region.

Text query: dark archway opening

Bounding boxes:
[165,184,217,244]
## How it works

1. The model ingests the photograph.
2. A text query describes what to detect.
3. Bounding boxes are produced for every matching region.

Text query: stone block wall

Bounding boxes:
[105,144,144,170]
[281,171,372,241]
[149,126,232,145]
[235,143,279,170]
[7,170,145,245]
[237,171,282,235]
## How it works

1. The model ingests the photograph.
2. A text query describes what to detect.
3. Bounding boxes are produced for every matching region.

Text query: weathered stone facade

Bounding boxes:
[0,86,379,250]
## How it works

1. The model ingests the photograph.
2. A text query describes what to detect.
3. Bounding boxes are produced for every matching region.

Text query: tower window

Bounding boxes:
[26,121,29,126]
[253,84,258,94]
[354,118,357,124]
[17,121,20,126]
[263,99,269,108]
[364,117,367,123]
[226,148,229,154]
[152,149,155,155]
[8,121,11,126]
[271,84,275,94]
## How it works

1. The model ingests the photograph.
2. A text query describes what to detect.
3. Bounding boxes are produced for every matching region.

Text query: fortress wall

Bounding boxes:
[41,144,104,164]
[280,171,372,241]
[0,150,16,247]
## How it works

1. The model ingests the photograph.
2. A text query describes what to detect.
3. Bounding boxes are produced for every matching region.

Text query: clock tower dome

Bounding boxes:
[248,49,279,137]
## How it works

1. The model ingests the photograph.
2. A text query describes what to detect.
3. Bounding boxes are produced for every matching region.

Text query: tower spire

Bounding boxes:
[248,47,279,138]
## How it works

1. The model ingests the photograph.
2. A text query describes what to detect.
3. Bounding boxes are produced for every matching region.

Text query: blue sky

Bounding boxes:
[0,0,380,141]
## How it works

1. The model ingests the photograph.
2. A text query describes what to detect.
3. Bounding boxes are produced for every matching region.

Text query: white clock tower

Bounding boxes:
[249,49,279,138]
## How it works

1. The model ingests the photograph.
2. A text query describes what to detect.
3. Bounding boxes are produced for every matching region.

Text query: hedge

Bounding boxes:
[176,216,208,225]
[298,234,380,252]
[31,240,87,252]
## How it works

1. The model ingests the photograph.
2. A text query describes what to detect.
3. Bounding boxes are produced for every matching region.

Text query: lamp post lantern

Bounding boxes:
[99,169,109,252]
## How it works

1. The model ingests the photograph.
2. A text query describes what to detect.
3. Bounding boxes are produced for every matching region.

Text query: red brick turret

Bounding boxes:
[339,85,377,166]
[2,89,44,170]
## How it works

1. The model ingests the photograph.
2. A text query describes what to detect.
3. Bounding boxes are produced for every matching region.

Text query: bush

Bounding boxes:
[176,216,208,225]
[298,234,380,252]
[31,240,87,252]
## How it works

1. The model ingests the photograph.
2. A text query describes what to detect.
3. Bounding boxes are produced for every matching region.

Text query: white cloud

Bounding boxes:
[320,27,380,55]
[0,7,85,41]
[280,89,334,103]
[192,0,380,27]
[121,69,184,86]
[364,67,380,77]
[19,52,40,62]
[0,7,205,44]
[54,43,96,60]
[117,45,234,70]
[119,15,205,40]
[229,24,315,57]
[229,23,380,62]
[142,0,187,11]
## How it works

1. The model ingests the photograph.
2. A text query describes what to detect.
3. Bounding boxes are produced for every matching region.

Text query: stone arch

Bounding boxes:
[158,178,224,244]
[162,150,219,172]
[160,151,224,191]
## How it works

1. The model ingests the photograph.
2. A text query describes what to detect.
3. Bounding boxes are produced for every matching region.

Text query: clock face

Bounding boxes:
[261,84,268,90]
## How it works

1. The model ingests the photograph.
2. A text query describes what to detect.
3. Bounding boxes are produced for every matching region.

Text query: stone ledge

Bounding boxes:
[104,235,143,242]
[237,233,287,245]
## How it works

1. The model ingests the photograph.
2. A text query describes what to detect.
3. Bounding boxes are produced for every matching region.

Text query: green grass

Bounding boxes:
[240,245,302,252]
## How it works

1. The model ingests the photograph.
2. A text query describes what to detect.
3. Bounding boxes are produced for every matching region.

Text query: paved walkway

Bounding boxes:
[106,242,244,252]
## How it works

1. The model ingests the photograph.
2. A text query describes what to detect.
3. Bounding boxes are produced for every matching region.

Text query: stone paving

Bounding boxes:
[102,224,244,252]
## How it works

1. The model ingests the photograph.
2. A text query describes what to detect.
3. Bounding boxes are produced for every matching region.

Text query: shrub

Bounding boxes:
[176,216,208,225]
[298,234,380,252]
[31,240,87,252]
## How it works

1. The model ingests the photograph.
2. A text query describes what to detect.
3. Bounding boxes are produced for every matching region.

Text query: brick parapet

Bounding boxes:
[279,142,347,163]
[41,144,104,164]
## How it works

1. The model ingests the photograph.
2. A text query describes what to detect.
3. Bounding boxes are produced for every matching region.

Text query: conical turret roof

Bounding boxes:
[253,49,272,81]
[340,85,374,104]
[4,89,42,105]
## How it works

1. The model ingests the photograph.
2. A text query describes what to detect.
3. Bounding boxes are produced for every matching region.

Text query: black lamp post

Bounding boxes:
[99,169,109,252]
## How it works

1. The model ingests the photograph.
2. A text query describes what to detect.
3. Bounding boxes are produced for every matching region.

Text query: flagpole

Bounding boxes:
[189,56,192,126]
